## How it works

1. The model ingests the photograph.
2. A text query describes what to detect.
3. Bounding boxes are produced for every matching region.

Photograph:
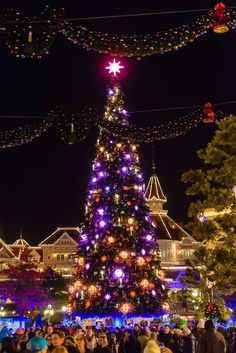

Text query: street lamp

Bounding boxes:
[44,304,54,323]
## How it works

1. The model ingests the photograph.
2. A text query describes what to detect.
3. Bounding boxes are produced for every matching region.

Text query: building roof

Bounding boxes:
[152,213,195,241]
[145,163,167,202]
[39,227,80,245]
[0,238,18,259]
[11,229,30,247]
[145,162,194,242]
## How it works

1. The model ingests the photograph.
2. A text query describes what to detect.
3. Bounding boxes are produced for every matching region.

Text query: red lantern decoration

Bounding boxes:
[213,2,229,34]
[203,102,215,123]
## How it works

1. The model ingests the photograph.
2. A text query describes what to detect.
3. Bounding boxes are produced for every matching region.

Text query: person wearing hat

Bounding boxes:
[182,328,197,353]
[27,336,48,353]
[198,320,226,353]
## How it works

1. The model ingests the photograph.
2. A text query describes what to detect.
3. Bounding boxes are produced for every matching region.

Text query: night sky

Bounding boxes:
[0,0,235,244]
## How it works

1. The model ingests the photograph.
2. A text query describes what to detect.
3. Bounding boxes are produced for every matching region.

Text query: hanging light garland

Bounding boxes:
[0,103,226,149]
[59,11,215,58]
[53,107,98,144]
[0,119,52,149]
[1,6,64,59]
[0,3,235,59]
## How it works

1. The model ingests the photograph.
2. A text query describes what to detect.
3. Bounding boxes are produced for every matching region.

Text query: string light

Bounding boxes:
[0,5,236,59]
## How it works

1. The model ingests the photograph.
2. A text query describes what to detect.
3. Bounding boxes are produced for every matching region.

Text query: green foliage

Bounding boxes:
[181,116,236,307]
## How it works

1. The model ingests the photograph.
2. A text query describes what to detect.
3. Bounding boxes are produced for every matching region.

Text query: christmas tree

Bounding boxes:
[69,60,167,318]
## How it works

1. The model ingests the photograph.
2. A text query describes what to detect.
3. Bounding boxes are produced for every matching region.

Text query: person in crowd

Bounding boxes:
[74,335,85,353]
[27,337,48,353]
[182,328,196,353]
[74,330,84,339]
[150,331,158,344]
[158,326,173,349]
[137,329,149,353]
[119,330,139,353]
[143,340,161,353]
[46,335,54,353]
[84,329,96,353]
[93,335,111,353]
[52,347,68,353]
[198,319,227,353]
[18,334,29,352]
[51,331,66,349]
[108,333,118,353]
[133,325,140,338]
[0,337,18,353]
[171,329,183,353]
[64,336,78,353]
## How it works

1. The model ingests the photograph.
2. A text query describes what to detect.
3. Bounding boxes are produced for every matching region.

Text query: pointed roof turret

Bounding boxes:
[145,159,195,242]
[12,229,30,247]
[145,161,167,204]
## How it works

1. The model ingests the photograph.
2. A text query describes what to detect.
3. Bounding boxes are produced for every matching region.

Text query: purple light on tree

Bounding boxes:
[99,220,106,228]
[114,269,123,278]
[98,208,105,216]
[105,294,111,300]
[125,154,131,160]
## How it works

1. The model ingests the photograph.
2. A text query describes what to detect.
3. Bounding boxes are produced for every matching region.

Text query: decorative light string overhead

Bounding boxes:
[0,3,236,59]
[0,102,226,149]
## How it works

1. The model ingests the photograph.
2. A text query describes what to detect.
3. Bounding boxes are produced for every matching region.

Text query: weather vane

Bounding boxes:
[105,59,124,76]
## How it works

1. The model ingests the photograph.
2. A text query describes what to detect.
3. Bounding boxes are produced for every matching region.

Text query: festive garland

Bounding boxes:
[0,3,235,59]
[0,6,63,59]
[0,119,52,149]
[0,103,224,149]
[53,107,98,144]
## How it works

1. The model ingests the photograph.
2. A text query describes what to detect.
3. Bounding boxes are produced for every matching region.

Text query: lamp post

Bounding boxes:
[44,304,54,323]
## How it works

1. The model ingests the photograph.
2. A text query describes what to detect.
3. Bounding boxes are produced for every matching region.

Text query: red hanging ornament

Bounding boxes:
[203,102,215,123]
[213,2,229,34]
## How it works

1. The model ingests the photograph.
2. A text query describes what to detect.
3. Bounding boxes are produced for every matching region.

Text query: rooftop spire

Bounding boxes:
[152,145,157,175]
[145,147,167,213]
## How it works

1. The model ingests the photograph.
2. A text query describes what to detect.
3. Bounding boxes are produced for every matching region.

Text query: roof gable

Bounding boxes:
[39,227,80,245]
[0,238,17,259]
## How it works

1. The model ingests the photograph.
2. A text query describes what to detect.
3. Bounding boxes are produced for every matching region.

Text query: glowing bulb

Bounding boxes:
[99,220,106,228]
[108,236,115,243]
[105,294,111,300]
[114,269,123,278]
[146,234,152,241]
[98,208,105,215]
[140,279,149,288]
[128,217,134,225]
[120,251,129,259]
[92,177,97,183]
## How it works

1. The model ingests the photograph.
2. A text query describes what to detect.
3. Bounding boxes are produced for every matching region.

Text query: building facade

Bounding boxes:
[0,165,198,285]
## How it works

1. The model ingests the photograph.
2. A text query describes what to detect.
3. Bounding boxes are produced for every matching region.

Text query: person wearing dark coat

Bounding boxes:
[182,328,196,353]
[198,320,226,353]
[93,336,111,353]
[158,325,173,349]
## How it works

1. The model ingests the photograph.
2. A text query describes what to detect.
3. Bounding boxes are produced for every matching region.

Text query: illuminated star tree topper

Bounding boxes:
[105,59,124,76]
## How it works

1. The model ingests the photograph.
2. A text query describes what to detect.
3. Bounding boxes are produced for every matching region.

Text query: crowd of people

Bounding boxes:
[0,319,236,353]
